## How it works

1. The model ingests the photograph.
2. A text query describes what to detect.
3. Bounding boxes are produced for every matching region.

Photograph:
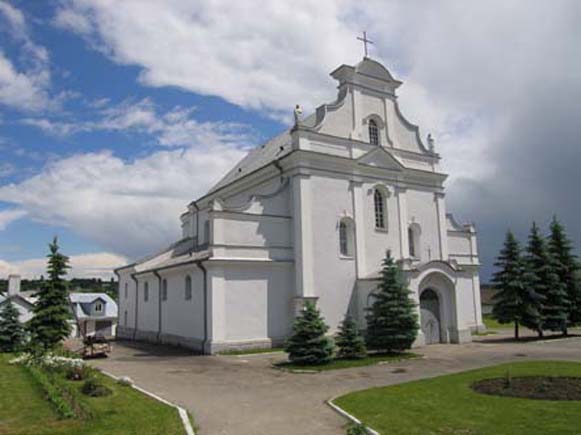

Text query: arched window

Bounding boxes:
[124,310,128,326]
[339,218,354,257]
[144,281,149,302]
[408,224,421,259]
[124,282,128,299]
[185,275,192,301]
[369,119,380,145]
[374,189,386,229]
[162,279,168,301]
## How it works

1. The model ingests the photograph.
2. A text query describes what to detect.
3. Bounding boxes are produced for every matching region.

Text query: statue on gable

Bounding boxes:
[293,104,303,126]
[427,133,435,152]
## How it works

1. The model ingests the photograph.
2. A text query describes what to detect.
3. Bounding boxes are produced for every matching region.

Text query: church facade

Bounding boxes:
[116,57,484,354]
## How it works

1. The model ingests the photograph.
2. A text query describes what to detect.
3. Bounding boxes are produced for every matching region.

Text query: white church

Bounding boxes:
[116,56,484,354]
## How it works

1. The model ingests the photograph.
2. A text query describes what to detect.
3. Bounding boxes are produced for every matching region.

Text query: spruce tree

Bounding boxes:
[28,237,72,350]
[366,251,418,353]
[548,217,580,328]
[524,222,567,336]
[285,301,334,365]
[0,300,26,352]
[336,314,367,359]
[492,231,540,340]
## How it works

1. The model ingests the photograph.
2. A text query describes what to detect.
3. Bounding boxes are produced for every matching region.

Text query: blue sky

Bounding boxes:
[1,1,581,280]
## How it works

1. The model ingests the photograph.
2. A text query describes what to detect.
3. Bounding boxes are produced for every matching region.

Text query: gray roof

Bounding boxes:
[0,293,35,307]
[206,129,293,195]
[69,292,118,319]
[131,237,210,274]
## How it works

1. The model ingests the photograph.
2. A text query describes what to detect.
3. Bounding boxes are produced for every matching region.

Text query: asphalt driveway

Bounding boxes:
[91,331,581,435]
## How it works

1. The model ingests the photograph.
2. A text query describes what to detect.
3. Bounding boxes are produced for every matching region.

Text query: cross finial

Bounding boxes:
[357,31,374,58]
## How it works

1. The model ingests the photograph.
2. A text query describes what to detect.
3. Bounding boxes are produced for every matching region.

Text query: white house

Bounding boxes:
[116,57,484,354]
[69,293,118,339]
[0,275,35,323]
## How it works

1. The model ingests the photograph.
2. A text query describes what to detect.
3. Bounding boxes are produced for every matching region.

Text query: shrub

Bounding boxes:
[0,299,26,352]
[366,251,418,353]
[284,301,334,365]
[26,365,76,419]
[65,364,94,381]
[336,314,367,360]
[346,422,368,435]
[82,376,112,397]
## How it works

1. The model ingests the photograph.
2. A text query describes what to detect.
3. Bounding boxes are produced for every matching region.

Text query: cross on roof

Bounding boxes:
[357,31,374,58]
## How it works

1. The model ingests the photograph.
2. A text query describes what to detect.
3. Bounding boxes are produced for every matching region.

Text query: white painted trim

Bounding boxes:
[327,397,380,435]
[101,370,195,435]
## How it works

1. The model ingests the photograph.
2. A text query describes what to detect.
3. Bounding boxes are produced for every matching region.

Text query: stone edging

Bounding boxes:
[101,370,195,435]
[326,397,380,435]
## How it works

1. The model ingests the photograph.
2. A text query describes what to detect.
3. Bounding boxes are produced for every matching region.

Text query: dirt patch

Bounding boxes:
[472,376,581,401]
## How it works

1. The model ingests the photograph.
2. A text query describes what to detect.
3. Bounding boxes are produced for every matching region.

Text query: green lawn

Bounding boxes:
[482,314,505,329]
[334,361,581,435]
[0,354,187,435]
[276,352,419,372]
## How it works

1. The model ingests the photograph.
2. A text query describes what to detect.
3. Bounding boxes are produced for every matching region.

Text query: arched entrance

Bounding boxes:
[420,289,441,344]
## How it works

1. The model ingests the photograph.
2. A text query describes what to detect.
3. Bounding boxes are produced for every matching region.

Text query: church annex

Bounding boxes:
[116,57,484,354]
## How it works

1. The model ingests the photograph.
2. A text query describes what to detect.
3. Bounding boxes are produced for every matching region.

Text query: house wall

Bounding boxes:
[117,271,136,338]
[406,190,442,262]
[308,175,357,332]
[206,262,294,352]
[159,266,205,343]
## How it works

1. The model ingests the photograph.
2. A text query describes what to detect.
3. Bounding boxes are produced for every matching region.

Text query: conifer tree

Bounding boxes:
[492,231,540,339]
[28,237,72,350]
[336,314,367,359]
[0,300,26,352]
[285,301,334,365]
[366,251,418,353]
[524,222,567,336]
[548,217,580,328]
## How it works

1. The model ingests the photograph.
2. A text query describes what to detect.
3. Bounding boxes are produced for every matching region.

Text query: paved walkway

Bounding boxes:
[91,331,581,435]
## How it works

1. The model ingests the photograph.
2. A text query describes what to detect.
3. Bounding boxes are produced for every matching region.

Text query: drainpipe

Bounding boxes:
[113,270,120,340]
[131,273,138,340]
[153,270,163,343]
[195,260,208,354]
[193,202,200,246]
[273,159,284,183]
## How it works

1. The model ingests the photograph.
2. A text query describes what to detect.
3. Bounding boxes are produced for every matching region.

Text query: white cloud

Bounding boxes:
[54,0,362,119]
[0,252,127,279]
[0,142,246,258]
[22,97,255,147]
[0,1,51,111]
[0,208,26,230]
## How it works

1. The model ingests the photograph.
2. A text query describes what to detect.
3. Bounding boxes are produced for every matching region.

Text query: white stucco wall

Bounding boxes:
[308,175,357,332]
[207,263,294,345]
[160,266,205,340]
[406,190,442,262]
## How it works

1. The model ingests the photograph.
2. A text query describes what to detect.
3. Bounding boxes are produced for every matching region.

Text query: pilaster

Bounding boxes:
[395,186,409,259]
[434,192,449,261]
[351,180,367,278]
[291,174,314,297]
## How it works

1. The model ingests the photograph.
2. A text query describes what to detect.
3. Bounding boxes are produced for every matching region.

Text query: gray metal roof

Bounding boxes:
[206,129,293,195]
[69,292,118,319]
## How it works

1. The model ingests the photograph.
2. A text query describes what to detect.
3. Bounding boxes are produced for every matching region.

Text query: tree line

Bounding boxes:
[492,217,581,339]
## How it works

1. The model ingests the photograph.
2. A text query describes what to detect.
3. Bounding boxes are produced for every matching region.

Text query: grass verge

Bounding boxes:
[275,352,419,372]
[334,360,581,435]
[0,353,187,435]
